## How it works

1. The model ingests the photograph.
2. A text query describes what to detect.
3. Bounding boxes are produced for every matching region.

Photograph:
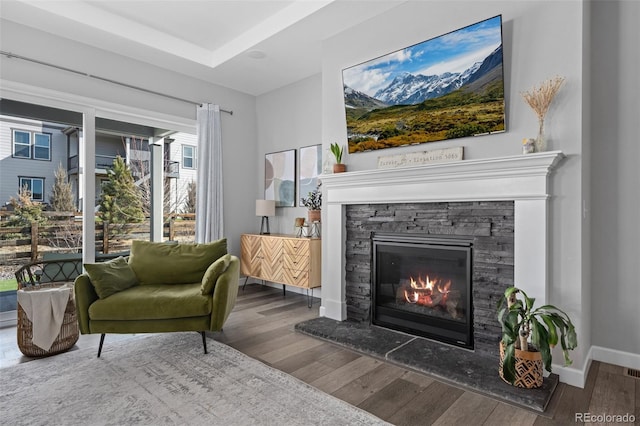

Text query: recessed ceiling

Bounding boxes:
[0,0,404,96]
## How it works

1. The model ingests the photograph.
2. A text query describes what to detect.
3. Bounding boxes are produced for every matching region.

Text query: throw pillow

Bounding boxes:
[129,239,227,285]
[84,256,139,299]
[201,254,232,295]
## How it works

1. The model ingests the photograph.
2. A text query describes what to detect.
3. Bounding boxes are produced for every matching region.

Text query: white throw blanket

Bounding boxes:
[17,284,72,351]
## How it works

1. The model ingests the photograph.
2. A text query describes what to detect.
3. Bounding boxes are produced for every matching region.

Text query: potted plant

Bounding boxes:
[330,142,346,173]
[301,187,321,223]
[497,286,577,388]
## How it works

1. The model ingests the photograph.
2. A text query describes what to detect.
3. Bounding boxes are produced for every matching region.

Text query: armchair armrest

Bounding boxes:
[74,274,98,334]
[210,255,240,331]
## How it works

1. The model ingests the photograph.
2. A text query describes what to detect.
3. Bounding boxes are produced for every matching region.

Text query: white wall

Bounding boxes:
[0,20,258,256]
[256,74,323,233]
[320,1,591,384]
[590,1,640,357]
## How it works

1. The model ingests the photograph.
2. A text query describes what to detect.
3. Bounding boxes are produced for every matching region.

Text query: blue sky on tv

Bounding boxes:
[343,16,503,97]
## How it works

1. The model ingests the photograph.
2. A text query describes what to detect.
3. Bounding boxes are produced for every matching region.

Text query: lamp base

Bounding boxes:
[260,216,271,235]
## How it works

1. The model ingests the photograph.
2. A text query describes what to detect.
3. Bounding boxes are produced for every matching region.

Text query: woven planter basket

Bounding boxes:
[499,341,543,389]
[17,283,79,357]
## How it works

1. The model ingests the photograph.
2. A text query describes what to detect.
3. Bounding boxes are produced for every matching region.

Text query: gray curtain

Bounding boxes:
[195,104,224,243]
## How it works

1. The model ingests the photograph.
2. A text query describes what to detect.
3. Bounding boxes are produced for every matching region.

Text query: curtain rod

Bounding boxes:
[0,50,233,115]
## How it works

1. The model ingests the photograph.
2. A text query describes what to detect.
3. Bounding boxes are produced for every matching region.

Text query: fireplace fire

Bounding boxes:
[372,233,473,349]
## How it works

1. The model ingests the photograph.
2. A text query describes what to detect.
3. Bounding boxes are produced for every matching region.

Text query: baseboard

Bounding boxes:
[591,345,640,370]
[552,345,640,389]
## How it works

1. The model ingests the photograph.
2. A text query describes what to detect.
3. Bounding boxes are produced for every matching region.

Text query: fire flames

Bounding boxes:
[403,275,452,307]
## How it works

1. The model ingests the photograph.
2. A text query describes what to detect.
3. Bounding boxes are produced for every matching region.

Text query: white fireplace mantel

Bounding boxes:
[319,151,565,321]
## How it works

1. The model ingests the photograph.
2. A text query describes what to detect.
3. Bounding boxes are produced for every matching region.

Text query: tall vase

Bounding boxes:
[535,119,546,153]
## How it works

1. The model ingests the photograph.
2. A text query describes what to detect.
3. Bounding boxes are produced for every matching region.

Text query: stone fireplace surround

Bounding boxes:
[319,151,565,323]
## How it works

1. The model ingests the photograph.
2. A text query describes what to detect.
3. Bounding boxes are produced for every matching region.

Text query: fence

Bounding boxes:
[0,212,196,262]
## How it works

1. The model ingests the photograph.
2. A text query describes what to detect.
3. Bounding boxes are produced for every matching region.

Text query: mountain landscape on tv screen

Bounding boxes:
[343,16,505,153]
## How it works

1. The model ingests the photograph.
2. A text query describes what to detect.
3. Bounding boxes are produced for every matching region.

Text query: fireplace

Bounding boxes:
[372,233,473,349]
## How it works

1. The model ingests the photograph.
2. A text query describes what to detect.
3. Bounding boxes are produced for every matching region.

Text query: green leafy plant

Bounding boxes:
[497,286,577,385]
[330,142,344,164]
[300,188,321,210]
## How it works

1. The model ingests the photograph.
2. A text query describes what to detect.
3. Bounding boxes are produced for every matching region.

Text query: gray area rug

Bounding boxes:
[0,333,389,425]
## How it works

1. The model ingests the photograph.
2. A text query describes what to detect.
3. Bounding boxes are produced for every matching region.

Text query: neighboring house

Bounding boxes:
[0,115,197,213]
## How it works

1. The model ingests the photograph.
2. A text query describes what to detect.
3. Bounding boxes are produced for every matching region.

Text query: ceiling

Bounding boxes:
[0,0,403,96]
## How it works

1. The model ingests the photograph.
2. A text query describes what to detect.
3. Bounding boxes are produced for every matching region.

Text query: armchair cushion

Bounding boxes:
[84,256,138,299]
[129,239,227,285]
[200,254,232,295]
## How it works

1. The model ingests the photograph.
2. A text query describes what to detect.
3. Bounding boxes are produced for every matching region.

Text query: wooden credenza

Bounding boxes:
[240,234,321,289]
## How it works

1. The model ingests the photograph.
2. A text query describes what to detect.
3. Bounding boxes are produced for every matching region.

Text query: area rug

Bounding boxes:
[0,333,389,425]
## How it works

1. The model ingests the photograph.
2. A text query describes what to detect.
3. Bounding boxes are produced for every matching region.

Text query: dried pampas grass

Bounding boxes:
[521,76,565,122]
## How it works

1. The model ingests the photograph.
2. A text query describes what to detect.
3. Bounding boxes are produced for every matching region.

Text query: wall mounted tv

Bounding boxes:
[342,15,505,153]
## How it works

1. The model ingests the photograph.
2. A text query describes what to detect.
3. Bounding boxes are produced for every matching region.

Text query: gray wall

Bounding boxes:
[0,20,258,256]
[590,1,640,356]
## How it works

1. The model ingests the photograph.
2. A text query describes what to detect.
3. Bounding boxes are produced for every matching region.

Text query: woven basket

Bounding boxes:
[499,341,543,389]
[17,282,79,357]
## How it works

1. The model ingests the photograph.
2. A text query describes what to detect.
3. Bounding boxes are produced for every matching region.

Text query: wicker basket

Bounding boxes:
[17,282,79,357]
[499,341,543,389]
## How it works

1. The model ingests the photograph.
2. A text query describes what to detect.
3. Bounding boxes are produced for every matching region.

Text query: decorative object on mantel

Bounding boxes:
[330,143,346,173]
[301,186,322,223]
[378,147,463,169]
[498,286,577,388]
[255,199,275,235]
[521,76,565,153]
[522,138,535,154]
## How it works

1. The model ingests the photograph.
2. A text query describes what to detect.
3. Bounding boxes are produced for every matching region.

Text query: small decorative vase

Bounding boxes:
[333,163,346,173]
[308,210,321,223]
[522,138,535,154]
[535,120,546,153]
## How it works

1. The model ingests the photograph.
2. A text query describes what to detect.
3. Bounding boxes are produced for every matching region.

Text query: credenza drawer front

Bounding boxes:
[283,254,309,271]
[284,240,310,256]
[282,269,310,287]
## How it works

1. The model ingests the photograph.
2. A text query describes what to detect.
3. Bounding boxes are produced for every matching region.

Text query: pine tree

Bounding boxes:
[50,163,75,212]
[98,156,145,224]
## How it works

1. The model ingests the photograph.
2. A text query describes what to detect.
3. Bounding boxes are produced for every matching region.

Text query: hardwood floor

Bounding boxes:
[1,284,637,425]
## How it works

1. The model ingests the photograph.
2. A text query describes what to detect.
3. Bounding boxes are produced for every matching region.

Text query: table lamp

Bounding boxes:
[256,199,276,235]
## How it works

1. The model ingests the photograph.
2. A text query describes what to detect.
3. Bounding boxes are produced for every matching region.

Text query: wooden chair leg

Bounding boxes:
[97,334,105,358]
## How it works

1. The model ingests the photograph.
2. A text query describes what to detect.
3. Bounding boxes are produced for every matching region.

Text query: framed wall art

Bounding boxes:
[265,149,296,207]
[298,144,322,206]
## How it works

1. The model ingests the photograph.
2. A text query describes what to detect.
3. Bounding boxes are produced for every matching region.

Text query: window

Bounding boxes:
[12,130,31,158]
[12,130,51,160]
[182,145,196,169]
[33,133,51,160]
[19,177,45,202]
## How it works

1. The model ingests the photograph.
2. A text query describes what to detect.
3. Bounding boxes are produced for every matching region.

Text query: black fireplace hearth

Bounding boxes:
[372,233,473,349]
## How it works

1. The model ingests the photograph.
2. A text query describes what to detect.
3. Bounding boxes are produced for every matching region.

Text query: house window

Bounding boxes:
[19,177,45,202]
[33,133,52,160]
[182,145,196,169]
[12,130,51,160]
[12,130,31,158]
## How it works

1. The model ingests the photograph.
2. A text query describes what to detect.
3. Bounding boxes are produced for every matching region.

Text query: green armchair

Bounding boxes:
[74,239,239,357]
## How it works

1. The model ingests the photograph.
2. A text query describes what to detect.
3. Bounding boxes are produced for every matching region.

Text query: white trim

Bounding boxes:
[592,345,640,371]
[552,346,594,388]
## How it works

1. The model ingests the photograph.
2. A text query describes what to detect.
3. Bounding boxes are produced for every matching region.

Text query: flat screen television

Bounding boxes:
[342,15,505,153]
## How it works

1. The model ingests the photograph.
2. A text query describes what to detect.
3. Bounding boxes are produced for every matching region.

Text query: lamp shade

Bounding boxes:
[256,199,276,217]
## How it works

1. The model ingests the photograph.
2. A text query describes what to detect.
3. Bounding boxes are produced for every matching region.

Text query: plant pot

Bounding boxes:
[308,210,321,223]
[333,163,346,173]
[499,341,543,388]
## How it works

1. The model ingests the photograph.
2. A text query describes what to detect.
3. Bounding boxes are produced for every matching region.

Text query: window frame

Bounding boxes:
[12,129,31,159]
[33,132,52,161]
[18,177,45,202]
[182,144,197,170]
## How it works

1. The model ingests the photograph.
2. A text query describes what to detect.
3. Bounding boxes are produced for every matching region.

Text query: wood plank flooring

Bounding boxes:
[0,284,637,425]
